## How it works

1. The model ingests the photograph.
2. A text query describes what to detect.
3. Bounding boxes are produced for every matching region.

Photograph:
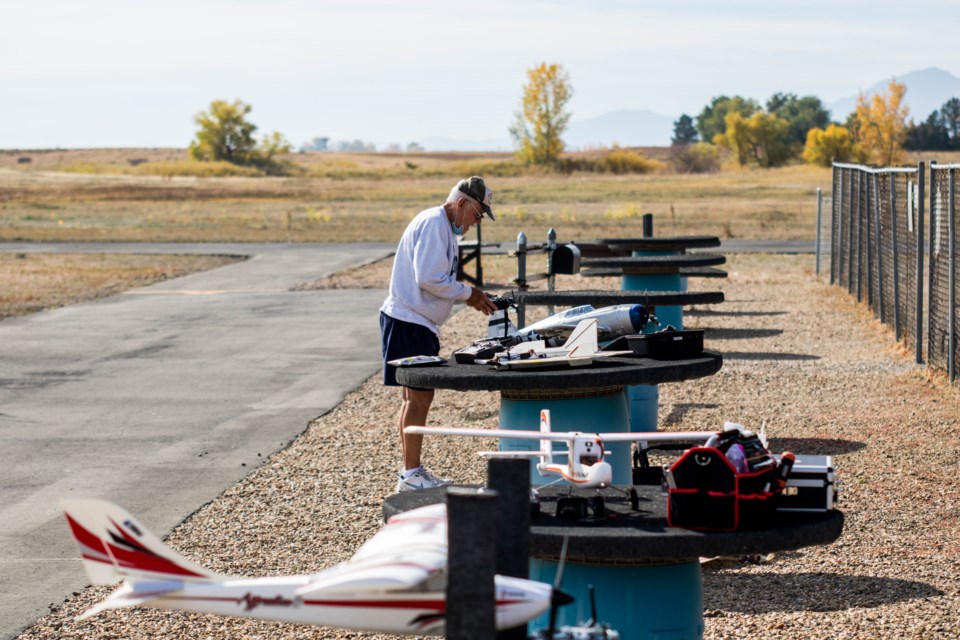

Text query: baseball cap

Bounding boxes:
[457,176,495,221]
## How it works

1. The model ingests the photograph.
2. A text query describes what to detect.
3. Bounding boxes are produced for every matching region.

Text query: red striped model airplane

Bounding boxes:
[62,500,557,634]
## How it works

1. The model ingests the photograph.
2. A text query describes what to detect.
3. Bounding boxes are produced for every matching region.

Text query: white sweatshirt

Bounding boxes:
[380,206,472,336]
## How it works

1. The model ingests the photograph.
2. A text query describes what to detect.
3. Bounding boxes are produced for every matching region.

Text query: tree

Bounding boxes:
[301,136,329,152]
[803,125,857,166]
[940,98,960,148]
[509,62,573,165]
[904,112,950,151]
[765,92,831,145]
[671,114,699,145]
[852,79,909,165]
[189,99,259,164]
[189,99,291,169]
[714,111,792,168]
[695,95,760,142]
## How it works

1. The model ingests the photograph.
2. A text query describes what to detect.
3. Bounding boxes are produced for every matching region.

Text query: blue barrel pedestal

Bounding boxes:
[498,388,632,485]
[624,269,684,434]
[530,558,704,639]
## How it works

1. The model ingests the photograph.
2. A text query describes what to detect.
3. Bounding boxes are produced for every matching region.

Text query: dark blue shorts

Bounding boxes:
[380,312,440,387]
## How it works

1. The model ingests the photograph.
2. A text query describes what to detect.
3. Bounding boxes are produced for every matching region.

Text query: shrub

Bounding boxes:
[670,143,721,173]
[802,125,857,167]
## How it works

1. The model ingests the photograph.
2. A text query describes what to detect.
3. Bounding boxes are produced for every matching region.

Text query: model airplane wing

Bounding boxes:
[597,431,717,443]
[296,503,448,597]
[405,426,588,442]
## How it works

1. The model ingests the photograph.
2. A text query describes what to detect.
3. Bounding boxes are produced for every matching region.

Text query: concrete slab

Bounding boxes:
[0,243,393,640]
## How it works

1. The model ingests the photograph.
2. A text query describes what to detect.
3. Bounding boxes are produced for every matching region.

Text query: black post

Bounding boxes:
[487,458,531,640]
[917,162,926,364]
[447,487,499,640]
[642,213,654,238]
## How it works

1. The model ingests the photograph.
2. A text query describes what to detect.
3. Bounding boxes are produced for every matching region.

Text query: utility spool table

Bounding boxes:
[582,241,725,434]
[384,485,843,639]
[394,353,721,488]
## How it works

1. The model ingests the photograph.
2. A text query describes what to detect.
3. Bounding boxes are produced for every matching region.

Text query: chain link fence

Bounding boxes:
[928,163,960,380]
[830,163,925,364]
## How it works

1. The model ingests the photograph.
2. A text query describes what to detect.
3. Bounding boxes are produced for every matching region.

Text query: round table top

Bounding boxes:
[514,289,724,307]
[598,236,722,251]
[395,352,722,392]
[582,254,727,272]
[384,485,843,563]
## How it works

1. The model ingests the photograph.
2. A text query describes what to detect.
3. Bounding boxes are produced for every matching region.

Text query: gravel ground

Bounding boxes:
[19,253,960,640]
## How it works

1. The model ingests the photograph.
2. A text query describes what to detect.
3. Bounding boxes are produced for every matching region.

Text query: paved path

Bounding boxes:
[0,243,392,640]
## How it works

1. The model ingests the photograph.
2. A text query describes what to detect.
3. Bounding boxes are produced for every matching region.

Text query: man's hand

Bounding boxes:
[466,287,497,315]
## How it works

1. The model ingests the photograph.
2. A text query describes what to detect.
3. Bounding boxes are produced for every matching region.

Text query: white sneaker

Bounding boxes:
[396,467,453,492]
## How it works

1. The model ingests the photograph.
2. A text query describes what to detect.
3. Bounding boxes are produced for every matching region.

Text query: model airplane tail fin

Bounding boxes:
[539,410,552,463]
[487,307,518,339]
[560,319,598,358]
[62,499,227,586]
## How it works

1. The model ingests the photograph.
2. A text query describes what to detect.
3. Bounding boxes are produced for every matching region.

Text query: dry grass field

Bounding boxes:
[0,147,832,244]
[0,252,242,320]
[4,148,957,245]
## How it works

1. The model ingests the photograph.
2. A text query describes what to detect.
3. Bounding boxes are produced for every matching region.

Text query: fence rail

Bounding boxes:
[830,161,960,381]
[830,162,925,365]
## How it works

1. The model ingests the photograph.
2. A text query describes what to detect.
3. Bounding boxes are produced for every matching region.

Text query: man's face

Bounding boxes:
[458,197,484,232]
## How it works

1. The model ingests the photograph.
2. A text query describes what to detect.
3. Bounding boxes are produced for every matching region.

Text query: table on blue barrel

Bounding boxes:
[384,484,843,640]
[581,238,726,433]
[395,355,721,638]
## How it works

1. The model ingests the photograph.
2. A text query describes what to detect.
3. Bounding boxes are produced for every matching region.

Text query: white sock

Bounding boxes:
[401,466,424,479]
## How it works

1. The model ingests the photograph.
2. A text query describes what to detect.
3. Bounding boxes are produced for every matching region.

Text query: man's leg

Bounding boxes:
[400,386,435,470]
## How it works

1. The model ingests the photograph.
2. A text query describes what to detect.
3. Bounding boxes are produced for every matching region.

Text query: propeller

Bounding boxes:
[545,535,574,639]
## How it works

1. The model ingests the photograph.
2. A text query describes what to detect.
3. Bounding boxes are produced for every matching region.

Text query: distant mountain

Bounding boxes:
[564,109,674,149]
[828,67,960,123]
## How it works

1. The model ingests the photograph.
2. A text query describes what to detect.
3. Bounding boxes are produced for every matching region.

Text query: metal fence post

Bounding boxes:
[816,187,823,276]
[832,167,842,285]
[446,487,498,640]
[889,174,901,339]
[917,162,925,364]
[928,162,936,368]
[949,170,956,382]
[872,173,885,321]
[516,232,527,328]
[546,228,557,316]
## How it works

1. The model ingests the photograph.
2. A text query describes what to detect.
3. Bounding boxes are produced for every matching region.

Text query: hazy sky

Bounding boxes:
[3,0,959,149]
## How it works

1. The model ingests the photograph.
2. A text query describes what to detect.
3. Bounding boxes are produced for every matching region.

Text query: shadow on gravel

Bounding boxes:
[703,572,943,612]
[722,351,819,361]
[663,403,720,423]
[767,437,866,455]
[687,309,788,318]
[701,328,784,340]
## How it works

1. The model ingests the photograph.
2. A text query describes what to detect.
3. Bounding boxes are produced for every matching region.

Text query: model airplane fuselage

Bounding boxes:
[406,410,717,488]
[63,500,554,635]
[488,303,652,343]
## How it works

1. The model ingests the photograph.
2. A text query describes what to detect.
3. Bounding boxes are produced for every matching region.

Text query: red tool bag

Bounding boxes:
[666,429,794,531]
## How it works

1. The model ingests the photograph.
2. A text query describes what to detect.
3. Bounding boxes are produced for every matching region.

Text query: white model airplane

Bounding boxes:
[63,500,558,634]
[488,303,653,342]
[485,319,631,370]
[406,410,717,488]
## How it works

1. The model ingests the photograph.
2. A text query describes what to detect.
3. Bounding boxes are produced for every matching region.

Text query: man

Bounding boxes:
[380,176,498,492]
